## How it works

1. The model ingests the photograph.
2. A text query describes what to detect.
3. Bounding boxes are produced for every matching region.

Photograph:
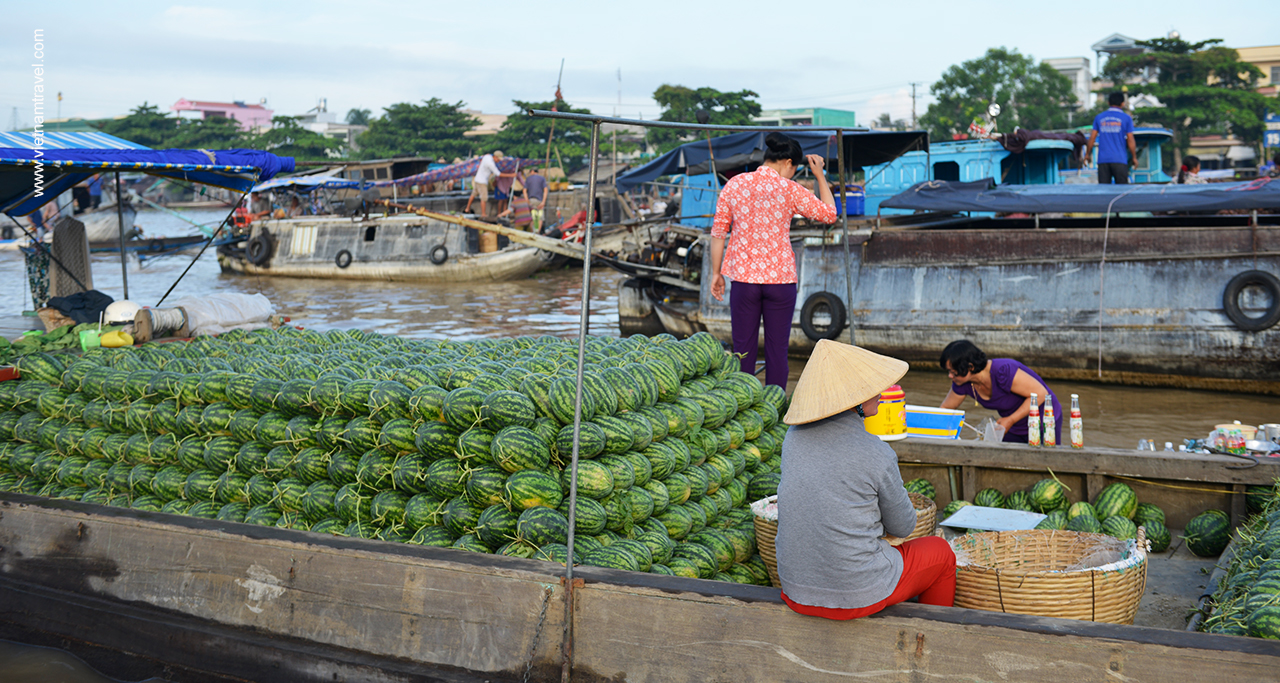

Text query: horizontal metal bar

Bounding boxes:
[527,109,871,134]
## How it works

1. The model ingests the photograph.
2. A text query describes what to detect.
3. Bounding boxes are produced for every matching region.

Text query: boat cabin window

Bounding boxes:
[364,225,377,242]
[375,168,389,179]
[933,161,960,182]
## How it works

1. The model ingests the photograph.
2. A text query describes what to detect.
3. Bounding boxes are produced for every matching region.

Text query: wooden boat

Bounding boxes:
[216,214,558,283]
[87,234,210,255]
[3,439,1277,682]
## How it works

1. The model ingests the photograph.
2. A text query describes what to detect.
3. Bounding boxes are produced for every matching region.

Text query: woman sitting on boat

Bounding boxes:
[938,339,1062,445]
[708,132,837,388]
[1177,155,1207,185]
[775,340,957,620]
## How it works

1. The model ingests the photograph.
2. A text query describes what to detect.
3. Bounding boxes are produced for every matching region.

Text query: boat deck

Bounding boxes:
[1137,537,1216,630]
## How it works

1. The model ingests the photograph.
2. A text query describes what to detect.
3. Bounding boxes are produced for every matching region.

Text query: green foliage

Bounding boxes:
[921,47,1077,142]
[165,116,244,150]
[355,99,479,160]
[243,116,344,161]
[648,85,762,154]
[345,108,372,126]
[481,99,595,164]
[97,103,178,148]
[1102,36,1278,152]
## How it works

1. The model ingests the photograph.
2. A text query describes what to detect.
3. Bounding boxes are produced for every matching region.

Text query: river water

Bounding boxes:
[1,208,1279,681]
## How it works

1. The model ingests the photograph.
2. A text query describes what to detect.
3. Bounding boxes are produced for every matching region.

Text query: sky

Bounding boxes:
[4,0,1277,131]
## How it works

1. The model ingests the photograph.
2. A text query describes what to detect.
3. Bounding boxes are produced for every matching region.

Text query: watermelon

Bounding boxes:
[183,469,220,501]
[378,418,418,454]
[1067,501,1098,520]
[367,380,413,423]
[214,471,251,504]
[558,496,608,536]
[1143,520,1171,552]
[356,450,397,491]
[492,426,551,473]
[442,496,485,538]
[1246,605,1280,639]
[404,494,446,529]
[1093,483,1138,520]
[554,422,607,462]
[422,458,467,500]
[560,460,615,500]
[216,502,251,522]
[687,530,736,572]
[443,387,486,430]
[1029,478,1068,513]
[245,504,283,526]
[334,483,372,522]
[1034,510,1068,530]
[974,488,1005,508]
[504,469,563,511]
[415,422,461,461]
[746,471,780,502]
[904,478,936,499]
[1065,514,1102,533]
[1005,490,1034,512]
[1101,516,1138,540]
[1133,503,1166,528]
[1247,485,1277,515]
[582,546,640,572]
[370,490,410,525]
[274,477,309,513]
[187,500,219,519]
[408,525,456,547]
[1185,509,1231,557]
[517,506,570,546]
[655,504,695,541]
[480,390,537,430]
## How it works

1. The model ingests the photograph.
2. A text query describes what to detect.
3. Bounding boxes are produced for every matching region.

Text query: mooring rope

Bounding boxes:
[1096,186,1141,378]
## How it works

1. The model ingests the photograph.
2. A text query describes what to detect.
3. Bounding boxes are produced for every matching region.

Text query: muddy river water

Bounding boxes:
[1,208,1278,681]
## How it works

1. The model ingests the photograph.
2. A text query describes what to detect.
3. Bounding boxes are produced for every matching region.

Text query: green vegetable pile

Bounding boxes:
[1198,482,1280,639]
[2,322,127,365]
[0,327,786,584]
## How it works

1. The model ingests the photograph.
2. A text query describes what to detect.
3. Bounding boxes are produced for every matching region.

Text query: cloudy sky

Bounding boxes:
[5,0,1277,130]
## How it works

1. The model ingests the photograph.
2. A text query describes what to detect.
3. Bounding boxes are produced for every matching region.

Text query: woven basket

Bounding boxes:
[952,528,1148,624]
[885,492,937,546]
[752,492,938,589]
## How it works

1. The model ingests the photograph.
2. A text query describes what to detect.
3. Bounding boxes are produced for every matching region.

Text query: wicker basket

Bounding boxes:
[952,528,1148,624]
[752,492,938,589]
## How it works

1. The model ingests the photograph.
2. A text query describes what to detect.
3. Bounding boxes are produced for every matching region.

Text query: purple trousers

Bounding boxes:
[730,281,796,388]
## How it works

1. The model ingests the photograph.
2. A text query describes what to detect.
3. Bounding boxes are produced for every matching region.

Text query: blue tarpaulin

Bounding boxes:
[373,156,543,187]
[614,129,928,193]
[0,131,294,216]
[252,174,360,193]
[880,178,1280,214]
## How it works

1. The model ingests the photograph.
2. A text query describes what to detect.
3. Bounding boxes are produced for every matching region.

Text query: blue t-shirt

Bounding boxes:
[1092,108,1134,164]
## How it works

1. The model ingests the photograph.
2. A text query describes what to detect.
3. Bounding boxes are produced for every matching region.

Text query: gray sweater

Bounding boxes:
[774,409,916,609]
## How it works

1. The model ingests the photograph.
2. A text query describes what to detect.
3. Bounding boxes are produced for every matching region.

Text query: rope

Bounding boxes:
[1108,473,1243,496]
[8,216,92,294]
[148,308,189,335]
[155,192,246,307]
[1096,187,1140,378]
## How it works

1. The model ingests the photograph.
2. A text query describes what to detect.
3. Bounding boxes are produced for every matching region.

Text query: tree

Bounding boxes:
[354,99,479,160]
[921,47,1077,142]
[874,113,908,131]
[97,102,179,147]
[647,85,762,153]
[243,116,345,160]
[345,108,372,126]
[166,116,245,150]
[481,99,595,166]
[1102,37,1278,166]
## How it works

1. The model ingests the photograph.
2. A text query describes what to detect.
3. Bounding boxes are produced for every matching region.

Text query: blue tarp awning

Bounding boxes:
[373,156,544,187]
[880,178,1280,214]
[614,129,928,192]
[253,174,360,193]
[0,131,294,216]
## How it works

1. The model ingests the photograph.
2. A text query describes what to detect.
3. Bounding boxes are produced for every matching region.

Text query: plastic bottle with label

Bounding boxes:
[1042,400,1057,447]
[1069,394,1083,449]
[1027,393,1041,447]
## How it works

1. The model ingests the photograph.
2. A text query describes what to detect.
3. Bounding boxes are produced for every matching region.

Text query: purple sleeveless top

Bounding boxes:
[951,359,1063,444]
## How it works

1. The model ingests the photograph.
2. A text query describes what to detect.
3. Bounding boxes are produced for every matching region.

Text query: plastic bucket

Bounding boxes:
[865,385,907,441]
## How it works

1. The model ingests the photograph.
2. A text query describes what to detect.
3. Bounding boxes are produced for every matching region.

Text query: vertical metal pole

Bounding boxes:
[837,132,853,345]
[561,120,600,683]
[115,172,129,300]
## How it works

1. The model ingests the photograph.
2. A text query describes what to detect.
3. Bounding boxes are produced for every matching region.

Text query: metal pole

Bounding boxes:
[560,120,600,683]
[837,131,854,345]
[115,172,129,300]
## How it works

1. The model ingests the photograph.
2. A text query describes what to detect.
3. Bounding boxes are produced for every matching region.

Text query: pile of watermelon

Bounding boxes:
[1200,482,1280,639]
[936,479,1174,552]
[0,328,787,584]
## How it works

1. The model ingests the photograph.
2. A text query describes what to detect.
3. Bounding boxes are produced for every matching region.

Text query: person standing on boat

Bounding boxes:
[709,132,837,388]
[469,150,514,217]
[776,340,957,620]
[938,339,1063,445]
[88,174,103,209]
[1084,92,1137,185]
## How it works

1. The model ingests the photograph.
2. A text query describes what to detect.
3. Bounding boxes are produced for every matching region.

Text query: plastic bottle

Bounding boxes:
[1069,394,1084,449]
[1027,393,1041,447]
[1164,442,1174,451]
[1042,400,1057,447]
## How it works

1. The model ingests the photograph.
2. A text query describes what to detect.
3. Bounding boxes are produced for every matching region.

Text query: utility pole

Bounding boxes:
[57,92,63,131]
[8,107,18,132]
[909,82,922,129]
[612,68,620,183]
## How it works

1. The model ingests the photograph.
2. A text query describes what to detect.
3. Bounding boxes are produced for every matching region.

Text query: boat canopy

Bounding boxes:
[614,129,929,192]
[253,174,360,193]
[881,178,1280,214]
[372,156,543,188]
[0,131,294,216]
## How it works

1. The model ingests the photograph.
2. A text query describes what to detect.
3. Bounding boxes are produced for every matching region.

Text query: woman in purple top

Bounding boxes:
[938,340,1062,444]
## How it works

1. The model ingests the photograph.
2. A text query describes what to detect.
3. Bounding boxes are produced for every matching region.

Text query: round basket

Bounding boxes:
[951,528,1148,624]
[885,492,937,546]
[751,495,782,588]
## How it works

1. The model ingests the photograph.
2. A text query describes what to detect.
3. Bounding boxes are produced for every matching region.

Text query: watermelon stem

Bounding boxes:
[1046,467,1073,493]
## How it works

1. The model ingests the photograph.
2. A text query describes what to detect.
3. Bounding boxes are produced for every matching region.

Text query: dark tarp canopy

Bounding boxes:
[614,129,928,192]
[881,178,1280,214]
[0,132,294,216]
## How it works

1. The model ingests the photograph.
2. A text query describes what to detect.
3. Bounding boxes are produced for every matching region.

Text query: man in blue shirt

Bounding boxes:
[1085,92,1138,184]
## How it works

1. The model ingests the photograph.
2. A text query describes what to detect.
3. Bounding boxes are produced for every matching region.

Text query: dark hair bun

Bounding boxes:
[765,132,789,152]
[762,132,804,166]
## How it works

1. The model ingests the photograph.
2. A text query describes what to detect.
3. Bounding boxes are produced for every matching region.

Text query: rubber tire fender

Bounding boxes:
[430,244,449,265]
[148,239,165,252]
[1222,270,1280,332]
[799,291,848,342]
[335,249,353,269]
[246,231,273,266]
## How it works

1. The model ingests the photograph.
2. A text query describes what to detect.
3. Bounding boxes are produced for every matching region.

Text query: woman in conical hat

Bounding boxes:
[775,340,956,620]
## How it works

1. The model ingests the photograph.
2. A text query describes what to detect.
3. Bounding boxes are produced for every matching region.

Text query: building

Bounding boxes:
[1043,57,1093,112]
[1237,45,1280,96]
[753,108,857,128]
[461,109,508,137]
[295,98,367,149]
[171,98,273,132]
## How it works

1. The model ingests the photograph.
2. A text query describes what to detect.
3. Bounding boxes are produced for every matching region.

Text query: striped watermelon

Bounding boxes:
[480,390,537,430]
[214,471,251,504]
[404,494,446,529]
[334,483,372,522]
[301,481,339,521]
[596,454,636,491]
[415,422,461,461]
[442,496,485,538]
[492,426,552,473]
[504,469,563,511]
[274,477,309,513]
[370,490,410,525]
[655,504,694,540]
[1029,478,1068,513]
[623,451,653,488]
[378,418,418,454]
[517,506,570,546]
[408,525,455,547]
[183,469,220,502]
[555,422,606,461]
[594,415,637,454]
[560,460,615,500]
[368,380,413,423]
[1101,516,1137,540]
[617,412,654,452]
[1065,513,1102,533]
[1144,520,1171,552]
[547,377,597,425]
[443,387,486,430]
[1035,510,1068,530]
[1185,509,1231,557]
[1093,483,1138,520]
[355,450,396,491]
[1067,501,1098,520]
[326,450,361,486]
[582,546,640,572]
[558,496,608,536]
[409,385,448,423]
[475,504,521,547]
[423,458,467,500]
[391,453,430,494]
[1134,503,1166,528]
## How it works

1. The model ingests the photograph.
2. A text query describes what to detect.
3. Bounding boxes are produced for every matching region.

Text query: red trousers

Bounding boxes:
[781,536,956,620]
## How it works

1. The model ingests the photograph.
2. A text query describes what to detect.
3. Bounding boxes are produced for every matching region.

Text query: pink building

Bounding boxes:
[171,98,274,132]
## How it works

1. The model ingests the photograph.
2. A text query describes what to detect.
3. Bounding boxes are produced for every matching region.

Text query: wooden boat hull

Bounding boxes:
[2,441,1278,682]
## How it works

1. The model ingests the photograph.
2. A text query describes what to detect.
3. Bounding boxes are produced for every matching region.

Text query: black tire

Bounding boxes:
[1223,270,1280,332]
[334,249,353,269]
[148,239,165,252]
[430,244,449,265]
[799,291,848,342]
[246,232,273,266]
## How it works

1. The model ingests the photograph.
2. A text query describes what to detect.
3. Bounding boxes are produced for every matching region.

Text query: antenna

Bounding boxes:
[8,107,18,132]
[909,82,922,129]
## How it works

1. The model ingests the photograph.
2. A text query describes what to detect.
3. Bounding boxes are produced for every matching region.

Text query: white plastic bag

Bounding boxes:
[173,293,275,336]
[982,418,1007,443]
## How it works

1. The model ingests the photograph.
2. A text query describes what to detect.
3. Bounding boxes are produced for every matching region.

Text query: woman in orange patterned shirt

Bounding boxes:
[709,133,837,387]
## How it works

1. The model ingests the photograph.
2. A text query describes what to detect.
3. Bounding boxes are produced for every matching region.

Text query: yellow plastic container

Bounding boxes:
[865,384,908,441]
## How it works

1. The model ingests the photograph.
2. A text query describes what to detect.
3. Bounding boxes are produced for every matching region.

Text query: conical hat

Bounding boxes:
[783,340,909,425]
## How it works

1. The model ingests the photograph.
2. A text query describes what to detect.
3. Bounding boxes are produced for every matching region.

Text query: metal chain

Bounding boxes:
[524,586,554,683]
